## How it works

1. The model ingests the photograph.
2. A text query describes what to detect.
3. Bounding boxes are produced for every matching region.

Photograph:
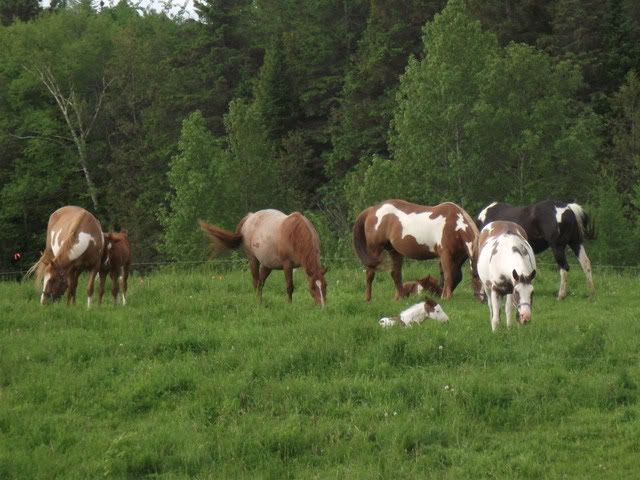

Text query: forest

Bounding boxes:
[1,0,639,272]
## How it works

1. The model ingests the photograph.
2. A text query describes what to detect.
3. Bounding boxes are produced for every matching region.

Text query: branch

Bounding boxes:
[8,132,73,145]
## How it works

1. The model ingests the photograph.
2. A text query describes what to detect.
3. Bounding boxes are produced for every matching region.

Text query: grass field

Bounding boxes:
[1,260,639,479]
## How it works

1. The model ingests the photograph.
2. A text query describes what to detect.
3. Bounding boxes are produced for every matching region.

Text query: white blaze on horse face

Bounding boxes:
[428,304,449,323]
[374,204,446,251]
[40,272,51,304]
[555,206,570,223]
[68,232,96,261]
[478,202,497,224]
[455,212,469,232]
[514,283,533,322]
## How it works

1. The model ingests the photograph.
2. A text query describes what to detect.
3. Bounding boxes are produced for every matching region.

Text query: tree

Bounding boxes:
[158,111,228,261]
[389,0,499,206]
[0,0,40,26]
[327,0,445,181]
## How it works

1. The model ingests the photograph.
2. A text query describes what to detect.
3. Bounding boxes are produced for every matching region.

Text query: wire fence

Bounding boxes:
[3,256,640,282]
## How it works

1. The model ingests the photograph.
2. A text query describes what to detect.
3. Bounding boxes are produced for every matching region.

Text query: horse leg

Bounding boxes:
[283,261,294,303]
[86,269,98,308]
[248,256,260,291]
[257,265,272,303]
[440,253,455,300]
[571,242,594,296]
[390,251,405,299]
[551,244,570,300]
[110,269,119,304]
[121,265,129,306]
[364,268,376,302]
[505,293,513,328]
[67,270,79,305]
[490,289,501,332]
[98,271,106,305]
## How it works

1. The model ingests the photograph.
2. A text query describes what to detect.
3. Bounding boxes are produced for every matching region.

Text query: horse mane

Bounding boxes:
[286,213,322,274]
[24,249,54,286]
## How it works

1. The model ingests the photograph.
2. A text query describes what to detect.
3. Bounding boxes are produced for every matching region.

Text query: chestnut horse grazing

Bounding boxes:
[199,209,328,306]
[475,221,537,331]
[98,230,131,305]
[353,199,480,301]
[27,206,104,306]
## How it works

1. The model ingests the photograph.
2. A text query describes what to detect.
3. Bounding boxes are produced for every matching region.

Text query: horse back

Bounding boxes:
[46,206,103,269]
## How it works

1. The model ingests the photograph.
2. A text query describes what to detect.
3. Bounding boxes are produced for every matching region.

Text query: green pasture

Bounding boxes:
[1,261,639,479]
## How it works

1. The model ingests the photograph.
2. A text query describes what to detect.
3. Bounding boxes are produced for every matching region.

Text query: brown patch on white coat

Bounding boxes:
[475,221,537,332]
[379,298,449,327]
[26,206,104,306]
[98,230,131,305]
[352,199,481,302]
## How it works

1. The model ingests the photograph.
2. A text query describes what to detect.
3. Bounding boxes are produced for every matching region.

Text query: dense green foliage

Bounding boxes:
[1,266,639,477]
[1,0,640,271]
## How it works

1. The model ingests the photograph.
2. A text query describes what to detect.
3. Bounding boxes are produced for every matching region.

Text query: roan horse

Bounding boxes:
[477,200,594,299]
[27,205,104,306]
[352,199,481,301]
[199,209,328,306]
[475,221,537,331]
[98,230,131,305]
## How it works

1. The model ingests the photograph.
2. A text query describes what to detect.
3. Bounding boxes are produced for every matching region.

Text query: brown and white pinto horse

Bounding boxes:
[353,199,481,301]
[199,209,328,306]
[475,221,537,331]
[27,205,104,306]
[98,230,131,305]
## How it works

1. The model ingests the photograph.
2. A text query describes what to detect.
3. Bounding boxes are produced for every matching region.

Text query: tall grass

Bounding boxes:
[1,262,639,478]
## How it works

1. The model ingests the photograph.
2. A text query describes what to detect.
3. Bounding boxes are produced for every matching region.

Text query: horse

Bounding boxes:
[27,205,104,306]
[477,200,594,299]
[352,199,481,301]
[379,298,449,327]
[198,209,328,306]
[98,230,131,305]
[475,221,537,331]
[400,275,442,297]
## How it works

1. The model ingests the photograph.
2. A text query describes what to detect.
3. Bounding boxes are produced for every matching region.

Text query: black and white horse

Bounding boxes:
[477,200,594,299]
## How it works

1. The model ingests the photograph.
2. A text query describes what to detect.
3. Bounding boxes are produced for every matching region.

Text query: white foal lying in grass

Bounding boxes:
[379,299,449,327]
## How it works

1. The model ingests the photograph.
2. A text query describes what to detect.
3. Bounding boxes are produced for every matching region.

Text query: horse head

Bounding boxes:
[308,267,328,307]
[41,259,67,303]
[512,268,536,324]
[424,299,449,323]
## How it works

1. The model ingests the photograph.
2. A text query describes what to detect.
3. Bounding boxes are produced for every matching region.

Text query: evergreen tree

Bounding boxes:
[0,0,40,26]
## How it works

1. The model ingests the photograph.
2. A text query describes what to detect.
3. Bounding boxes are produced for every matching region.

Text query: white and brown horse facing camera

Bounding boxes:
[28,205,104,306]
[353,199,481,301]
[199,209,328,306]
[475,221,537,332]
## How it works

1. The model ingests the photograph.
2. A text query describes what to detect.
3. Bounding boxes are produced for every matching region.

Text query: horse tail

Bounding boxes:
[198,219,244,253]
[568,203,595,241]
[352,208,380,269]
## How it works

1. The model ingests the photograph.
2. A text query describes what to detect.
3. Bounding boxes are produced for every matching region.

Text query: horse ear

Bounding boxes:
[512,269,519,282]
[529,269,536,281]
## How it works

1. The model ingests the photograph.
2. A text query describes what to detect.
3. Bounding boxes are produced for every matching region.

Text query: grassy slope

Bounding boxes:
[0,262,639,479]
